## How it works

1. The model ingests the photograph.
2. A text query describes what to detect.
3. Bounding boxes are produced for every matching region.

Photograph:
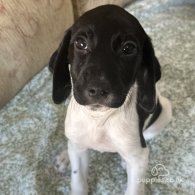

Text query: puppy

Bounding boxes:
[49,5,172,195]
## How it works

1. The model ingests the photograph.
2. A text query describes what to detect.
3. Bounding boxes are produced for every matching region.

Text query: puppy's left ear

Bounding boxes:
[137,37,161,113]
[48,29,72,104]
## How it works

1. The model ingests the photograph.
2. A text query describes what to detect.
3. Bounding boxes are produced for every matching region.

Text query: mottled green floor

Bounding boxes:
[0,0,194,194]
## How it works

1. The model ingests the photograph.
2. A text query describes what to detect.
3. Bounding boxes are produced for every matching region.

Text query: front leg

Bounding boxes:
[122,148,149,195]
[68,141,89,195]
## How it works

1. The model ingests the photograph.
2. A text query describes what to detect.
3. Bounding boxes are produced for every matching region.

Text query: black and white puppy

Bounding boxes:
[49,5,172,195]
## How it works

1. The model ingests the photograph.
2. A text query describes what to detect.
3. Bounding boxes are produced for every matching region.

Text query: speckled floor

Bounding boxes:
[0,0,195,194]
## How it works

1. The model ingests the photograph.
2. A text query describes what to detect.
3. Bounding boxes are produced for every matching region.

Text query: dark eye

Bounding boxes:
[74,37,88,50]
[122,41,137,55]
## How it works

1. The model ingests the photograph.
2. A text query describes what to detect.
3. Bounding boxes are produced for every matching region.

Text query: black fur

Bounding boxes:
[137,37,161,113]
[48,5,161,146]
[146,100,162,129]
[137,105,148,147]
[49,30,72,104]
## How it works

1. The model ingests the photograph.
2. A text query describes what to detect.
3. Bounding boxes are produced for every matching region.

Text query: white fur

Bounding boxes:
[65,84,140,155]
[65,84,145,195]
[143,93,172,140]
[55,83,172,195]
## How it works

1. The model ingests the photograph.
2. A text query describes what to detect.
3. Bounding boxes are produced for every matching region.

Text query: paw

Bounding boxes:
[70,189,88,195]
[125,186,145,195]
[54,150,70,173]
[71,182,88,195]
[70,191,87,195]
[125,190,144,195]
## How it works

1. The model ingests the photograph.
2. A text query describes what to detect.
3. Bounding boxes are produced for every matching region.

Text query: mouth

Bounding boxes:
[86,104,111,111]
[74,90,126,108]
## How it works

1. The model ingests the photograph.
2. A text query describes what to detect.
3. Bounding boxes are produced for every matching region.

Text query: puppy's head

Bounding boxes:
[49,5,161,112]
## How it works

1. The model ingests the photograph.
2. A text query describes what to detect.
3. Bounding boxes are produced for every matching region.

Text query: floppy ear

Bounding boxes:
[49,29,72,104]
[137,37,161,113]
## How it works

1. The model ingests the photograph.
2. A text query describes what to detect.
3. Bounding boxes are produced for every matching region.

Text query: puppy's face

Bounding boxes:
[50,5,161,112]
[68,11,144,108]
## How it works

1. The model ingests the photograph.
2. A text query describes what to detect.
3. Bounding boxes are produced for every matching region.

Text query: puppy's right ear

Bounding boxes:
[49,29,72,104]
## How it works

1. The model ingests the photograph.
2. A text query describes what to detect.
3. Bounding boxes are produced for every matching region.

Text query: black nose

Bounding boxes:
[87,87,109,98]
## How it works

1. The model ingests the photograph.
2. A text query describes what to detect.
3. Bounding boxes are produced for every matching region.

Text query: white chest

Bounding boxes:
[66,118,116,152]
[65,98,140,154]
